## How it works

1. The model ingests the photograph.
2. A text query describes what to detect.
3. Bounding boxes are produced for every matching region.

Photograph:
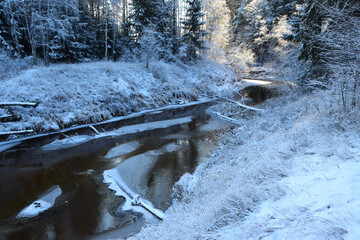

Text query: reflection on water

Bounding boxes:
[0,113,232,239]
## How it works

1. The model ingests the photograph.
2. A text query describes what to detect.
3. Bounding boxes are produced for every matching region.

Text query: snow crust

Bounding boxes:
[0,60,236,134]
[17,185,62,218]
[127,91,360,240]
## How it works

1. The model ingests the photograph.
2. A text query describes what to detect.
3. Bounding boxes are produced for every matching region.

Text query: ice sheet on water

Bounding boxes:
[114,116,193,134]
[41,116,193,151]
[112,151,159,196]
[41,135,92,151]
[17,185,62,218]
[162,142,182,152]
[104,140,140,159]
[103,166,164,221]
[0,142,20,153]
[103,144,186,221]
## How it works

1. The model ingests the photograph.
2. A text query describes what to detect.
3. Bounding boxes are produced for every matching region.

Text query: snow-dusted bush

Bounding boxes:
[225,43,255,75]
[0,51,33,81]
[0,60,236,133]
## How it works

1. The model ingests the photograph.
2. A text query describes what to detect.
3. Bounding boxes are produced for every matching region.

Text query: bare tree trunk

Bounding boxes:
[90,0,95,18]
[122,0,127,32]
[45,0,50,66]
[352,83,357,107]
[31,39,37,65]
[24,13,37,65]
[105,15,108,60]
[112,23,116,61]
[172,0,177,37]
[341,82,347,111]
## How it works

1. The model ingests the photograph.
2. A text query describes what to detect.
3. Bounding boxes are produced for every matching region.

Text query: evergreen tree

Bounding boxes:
[232,0,272,63]
[63,0,98,62]
[129,0,160,41]
[155,0,178,61]
[0,0,26,57]
[269,0,298,19]
[284,0,337,78]
[127,0,179,62]
[181,0,208,61]
[0,0,13,52]
[285,1,321,63]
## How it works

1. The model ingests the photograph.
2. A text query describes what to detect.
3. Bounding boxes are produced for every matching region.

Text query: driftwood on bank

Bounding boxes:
[0,102,38,107]
[220,97,265,112]
[0,114,13,121]
[0,102,37,135]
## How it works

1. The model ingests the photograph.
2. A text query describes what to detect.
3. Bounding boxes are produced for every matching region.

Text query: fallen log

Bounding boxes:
[89,125,100,135]
[0,114,13,122]
[131,194,165,220]
[220,97,265,112]
[0,102,38,107]
[0,130,34,136]
[211,111,243,125]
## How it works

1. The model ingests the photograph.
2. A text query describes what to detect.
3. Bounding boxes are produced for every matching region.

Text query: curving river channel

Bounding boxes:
[0,104,233,240]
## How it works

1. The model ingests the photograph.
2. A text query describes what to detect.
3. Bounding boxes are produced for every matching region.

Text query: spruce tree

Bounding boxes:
[0,0,25,57]
[64,0,98,62]
[284,0,337,78]
[129,0,160,41]
[0,0,12,52]
[156,0,176,61]
[181,0,208,62]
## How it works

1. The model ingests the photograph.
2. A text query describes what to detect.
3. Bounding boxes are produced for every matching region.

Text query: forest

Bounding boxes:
[1,0,359,98]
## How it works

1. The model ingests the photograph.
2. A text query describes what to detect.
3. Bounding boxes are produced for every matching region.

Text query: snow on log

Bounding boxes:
[89,125,100,135]
[131,194,165,220]
[0,114,13,121]
[211,111,243,125]
[0,102,38,107]
[0,130,34,136]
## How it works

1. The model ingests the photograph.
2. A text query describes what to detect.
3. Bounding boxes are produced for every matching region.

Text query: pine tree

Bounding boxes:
[181,0,208,61]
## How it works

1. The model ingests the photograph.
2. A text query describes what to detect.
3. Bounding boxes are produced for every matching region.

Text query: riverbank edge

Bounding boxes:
[128,90,360,239]
[0,97,216,152]
[0,60,237,138]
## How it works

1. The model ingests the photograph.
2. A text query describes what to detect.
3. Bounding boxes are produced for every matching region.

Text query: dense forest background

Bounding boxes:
[1,0,359,109]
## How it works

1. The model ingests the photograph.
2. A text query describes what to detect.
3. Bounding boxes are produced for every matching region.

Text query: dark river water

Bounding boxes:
[0,111,231,240]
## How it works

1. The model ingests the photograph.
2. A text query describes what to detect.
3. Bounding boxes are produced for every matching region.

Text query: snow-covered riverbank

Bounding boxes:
[0,60,236,135]
[127,91,360,240]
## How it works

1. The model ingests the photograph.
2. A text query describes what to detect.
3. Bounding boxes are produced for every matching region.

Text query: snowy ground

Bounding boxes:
[126,91,360,240]
[0,60,236,134]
